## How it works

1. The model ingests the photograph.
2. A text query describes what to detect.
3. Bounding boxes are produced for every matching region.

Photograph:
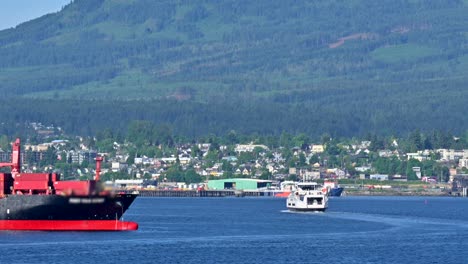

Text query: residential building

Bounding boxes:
[310,144,324,154]
[235,144,269,153]
[438,149,468,161]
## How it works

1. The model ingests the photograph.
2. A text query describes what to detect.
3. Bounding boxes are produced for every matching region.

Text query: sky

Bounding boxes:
[0,0,72,30]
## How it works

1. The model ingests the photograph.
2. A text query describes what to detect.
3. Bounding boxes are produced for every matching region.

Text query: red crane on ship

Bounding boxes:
[0,138,104,196]
[0,138,21,175]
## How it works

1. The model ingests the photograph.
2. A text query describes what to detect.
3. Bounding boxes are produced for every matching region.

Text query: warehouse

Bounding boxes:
[208,178,273,190]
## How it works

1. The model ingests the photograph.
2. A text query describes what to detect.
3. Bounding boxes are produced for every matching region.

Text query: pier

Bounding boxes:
[132,186,458,197]
[137,189,280,197]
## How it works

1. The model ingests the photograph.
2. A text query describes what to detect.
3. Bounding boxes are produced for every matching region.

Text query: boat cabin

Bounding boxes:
[296,182,320,191]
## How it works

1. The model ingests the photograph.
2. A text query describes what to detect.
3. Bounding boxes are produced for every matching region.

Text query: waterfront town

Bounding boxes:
[1,122,468,196]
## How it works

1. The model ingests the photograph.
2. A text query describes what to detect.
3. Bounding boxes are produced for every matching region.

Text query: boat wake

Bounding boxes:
[281,209,324,214]
[322,211,468,231]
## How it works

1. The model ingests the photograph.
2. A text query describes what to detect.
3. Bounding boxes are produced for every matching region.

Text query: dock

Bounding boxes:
[136,189,280,197]
[132,187,457,197]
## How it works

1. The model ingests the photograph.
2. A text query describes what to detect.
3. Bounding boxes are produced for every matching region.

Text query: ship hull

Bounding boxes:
[0,193,138,231]
[0,138,138,231]
[329,187,344,197]
[274,191,290,197]
[0,220,138,231]
[287,207,326,212]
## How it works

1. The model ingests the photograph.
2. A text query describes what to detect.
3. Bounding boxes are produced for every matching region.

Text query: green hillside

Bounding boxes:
[0,0,467,138]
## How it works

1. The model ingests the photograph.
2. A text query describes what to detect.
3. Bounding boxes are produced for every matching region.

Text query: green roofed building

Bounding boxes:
[208,178,273,190]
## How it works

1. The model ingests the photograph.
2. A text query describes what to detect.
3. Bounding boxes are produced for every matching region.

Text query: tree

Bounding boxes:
[279,132,292,148]
[321,133,332,145]
[369,134,384,151]
[327,155,339,168]
[184,169,202,184]
[226,130,239,145]
[0,135,10,151]
[293,133,310,149]
[259,170,272,180]
[406,158,422,180]
[325,142,340,156]
[309,154,320,165]
[143,172,152,180]
[237,151,254,164]
[40,146,57,167]
[154,124,174,146]
[95,138,114,153]
[298,153,307,167]
[287,174,298,181]
[204,149,219,166]
[164,166,184,182]
[81,159,89,168]
[191,145,202,158]
[127,120,155,147]
[407,129,423,152]
[100,171,130,181]
[222,160,234,173]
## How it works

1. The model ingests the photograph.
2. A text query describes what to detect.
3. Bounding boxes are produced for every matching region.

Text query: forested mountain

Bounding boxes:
[0,0,467,138]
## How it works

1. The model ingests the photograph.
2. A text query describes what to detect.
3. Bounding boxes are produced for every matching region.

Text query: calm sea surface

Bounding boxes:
[1,196,468,264]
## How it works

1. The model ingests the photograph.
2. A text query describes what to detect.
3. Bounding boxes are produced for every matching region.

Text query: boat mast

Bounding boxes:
[94,156,103,181]
[0,138,21,176]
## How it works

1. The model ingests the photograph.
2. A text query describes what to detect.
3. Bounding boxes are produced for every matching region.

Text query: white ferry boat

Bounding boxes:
[286,182,328,211]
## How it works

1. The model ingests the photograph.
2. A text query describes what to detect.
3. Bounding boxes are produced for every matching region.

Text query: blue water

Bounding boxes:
[1,196,468,264]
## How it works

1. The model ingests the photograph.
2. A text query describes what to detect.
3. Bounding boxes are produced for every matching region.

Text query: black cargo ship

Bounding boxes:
[0,139,138,231]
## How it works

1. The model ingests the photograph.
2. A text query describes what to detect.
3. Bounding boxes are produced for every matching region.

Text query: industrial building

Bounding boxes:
[208,178,273,190]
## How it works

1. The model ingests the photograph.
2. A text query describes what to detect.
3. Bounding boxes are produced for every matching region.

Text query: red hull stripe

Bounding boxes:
[0,220,138,231]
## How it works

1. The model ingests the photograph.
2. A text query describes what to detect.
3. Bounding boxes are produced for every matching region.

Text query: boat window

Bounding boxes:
[299,185,316,191]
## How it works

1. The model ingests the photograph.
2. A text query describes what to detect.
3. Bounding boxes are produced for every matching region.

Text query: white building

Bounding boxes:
[310,144,324,153]
[370,174,388,181]
[406,151,431,161]
[459,158,468,168]
[438,149,468,161]
[235,144,269,153]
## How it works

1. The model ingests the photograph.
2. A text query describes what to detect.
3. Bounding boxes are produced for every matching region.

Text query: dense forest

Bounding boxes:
[0,0,467,138]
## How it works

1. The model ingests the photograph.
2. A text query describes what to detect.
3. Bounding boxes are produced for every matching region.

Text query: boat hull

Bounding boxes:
[287,207,326,212]
[329,187,344,197]
[274,191,290,197]
[0,193,138,230]
[0,138,138,231]
[286,195,328,211]
[0,220,138,231]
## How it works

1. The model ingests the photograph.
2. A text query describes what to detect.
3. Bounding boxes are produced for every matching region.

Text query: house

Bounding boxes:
[438,149,468,161]
[302,170,320,181]
[378,150,394,158]
[179,157,191,165]
[355,166,371,172]
[370,174,388,181]
[406,150,432,161]
[67,150,98,164]
[111,162,128,172]
[289,167,297,175]
[266,163,276,173]
[134,156,155,165]
[198,143,211,152]
[459,158,468,169]
[23,144,49,152]
[235,144,269,153]
[222,156,238,162]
